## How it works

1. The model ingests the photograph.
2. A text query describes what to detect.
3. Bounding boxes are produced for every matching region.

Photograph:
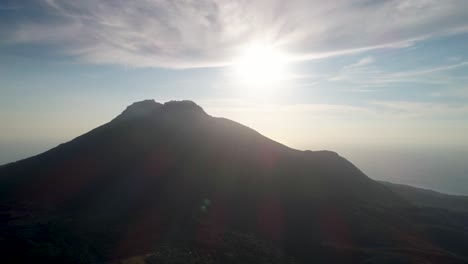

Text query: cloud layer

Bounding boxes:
[2,0,468,68]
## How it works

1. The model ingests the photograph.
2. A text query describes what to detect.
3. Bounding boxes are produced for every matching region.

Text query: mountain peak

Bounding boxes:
[114,99,163,121]
[114,99,206,121]
[162,100,206,115]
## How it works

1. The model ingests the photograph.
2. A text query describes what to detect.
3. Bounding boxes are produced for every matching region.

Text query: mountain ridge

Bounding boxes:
[114,100,207,122]
[380,181,468,212]
[0,100,467,264]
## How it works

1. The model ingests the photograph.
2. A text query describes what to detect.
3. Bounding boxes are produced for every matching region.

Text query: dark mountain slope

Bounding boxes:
[0,100,467,264]
[0,100,403,207]
[380,181,468,212]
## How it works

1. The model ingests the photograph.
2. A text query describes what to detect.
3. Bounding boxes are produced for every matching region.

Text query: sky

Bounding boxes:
[1,0,468,193]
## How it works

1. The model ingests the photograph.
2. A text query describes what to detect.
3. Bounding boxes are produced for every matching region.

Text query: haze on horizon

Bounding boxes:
[1,0,468,194]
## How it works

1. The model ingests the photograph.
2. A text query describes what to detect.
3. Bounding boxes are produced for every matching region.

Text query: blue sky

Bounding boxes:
[1,0,468,166]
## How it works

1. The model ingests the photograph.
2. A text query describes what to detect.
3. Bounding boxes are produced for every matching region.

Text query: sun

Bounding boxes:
[231,42,289,88]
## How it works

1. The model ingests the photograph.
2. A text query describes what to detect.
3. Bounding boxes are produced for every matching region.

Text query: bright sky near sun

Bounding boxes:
[1,0,468,166]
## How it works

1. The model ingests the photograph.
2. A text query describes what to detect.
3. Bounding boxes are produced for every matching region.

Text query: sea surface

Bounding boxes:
[337,145,468,196]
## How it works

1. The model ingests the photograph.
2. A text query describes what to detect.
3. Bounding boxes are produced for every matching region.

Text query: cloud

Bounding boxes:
[390,61,468,77]
[329,57,468,87]
[202,98,468,122]
[368,61,468,86]
[2,0,468,68]
[431,87,468,98]
[345,56,375,69]
[370,101,468,118]
[329,56,382,82]
[203,100,371,117]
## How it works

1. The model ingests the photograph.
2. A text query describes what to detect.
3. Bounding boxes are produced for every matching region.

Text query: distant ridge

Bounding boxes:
[380,181,468,212]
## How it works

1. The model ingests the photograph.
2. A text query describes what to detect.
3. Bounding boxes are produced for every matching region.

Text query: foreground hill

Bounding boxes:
[0,100,467,263]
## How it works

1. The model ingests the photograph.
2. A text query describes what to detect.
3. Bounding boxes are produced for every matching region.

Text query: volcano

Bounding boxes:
[1,100,467,264]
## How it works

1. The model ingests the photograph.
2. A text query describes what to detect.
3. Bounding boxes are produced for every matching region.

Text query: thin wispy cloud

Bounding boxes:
[390,61,468,77]
[329,56,383,82]
[2,0,468,68]
[431,87,468,98]
[328,56,468,89]
[370,101,468,119]
[345,56,375,69]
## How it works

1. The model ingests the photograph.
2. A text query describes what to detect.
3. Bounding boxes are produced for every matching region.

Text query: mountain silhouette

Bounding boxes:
[0,100,467,264]
[380,181,468,212]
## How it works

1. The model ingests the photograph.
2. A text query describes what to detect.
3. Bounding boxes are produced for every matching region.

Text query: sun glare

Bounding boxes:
[231,43,289,89]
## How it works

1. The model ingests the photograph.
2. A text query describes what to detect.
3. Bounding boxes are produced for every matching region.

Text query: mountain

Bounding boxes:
[380,181,468,212]
[0,100,467,264]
